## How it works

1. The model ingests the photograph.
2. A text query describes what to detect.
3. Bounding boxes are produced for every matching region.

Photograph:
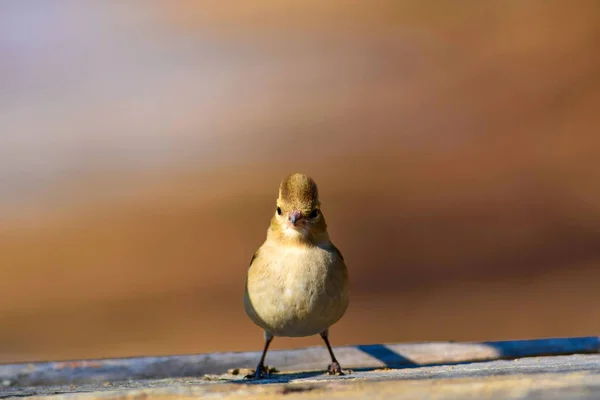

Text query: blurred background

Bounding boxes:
[1,1,600,364]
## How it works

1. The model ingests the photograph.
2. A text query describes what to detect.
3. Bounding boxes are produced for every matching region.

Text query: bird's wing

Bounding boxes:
[329,243,345,262]
[248,249,260,269]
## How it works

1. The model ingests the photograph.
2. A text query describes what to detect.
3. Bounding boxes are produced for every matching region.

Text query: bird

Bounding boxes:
[243,173,349,379]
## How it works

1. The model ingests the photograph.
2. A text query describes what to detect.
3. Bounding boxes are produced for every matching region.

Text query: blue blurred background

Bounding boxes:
[1,1,599,363]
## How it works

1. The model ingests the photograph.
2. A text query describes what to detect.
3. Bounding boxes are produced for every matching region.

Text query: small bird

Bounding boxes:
[244,173,350,379]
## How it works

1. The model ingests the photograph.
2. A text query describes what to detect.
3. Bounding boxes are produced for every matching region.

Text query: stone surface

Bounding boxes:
[1,338,599,399]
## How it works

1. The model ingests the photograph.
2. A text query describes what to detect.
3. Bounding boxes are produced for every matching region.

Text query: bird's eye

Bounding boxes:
[309,209,319,219]
[277,206,282,215]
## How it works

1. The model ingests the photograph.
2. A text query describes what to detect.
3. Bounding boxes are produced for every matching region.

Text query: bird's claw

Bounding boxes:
[244,364,269,380]
[326,361,344,376]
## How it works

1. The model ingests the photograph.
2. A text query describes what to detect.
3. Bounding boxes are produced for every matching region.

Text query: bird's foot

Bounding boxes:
[244,364,275,380]
[326,361,345,376]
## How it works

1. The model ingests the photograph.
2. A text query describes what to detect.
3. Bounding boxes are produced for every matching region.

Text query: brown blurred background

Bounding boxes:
[1,1,600,364]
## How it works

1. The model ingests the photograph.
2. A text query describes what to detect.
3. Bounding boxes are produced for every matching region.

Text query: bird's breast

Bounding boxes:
[244,244,349,337]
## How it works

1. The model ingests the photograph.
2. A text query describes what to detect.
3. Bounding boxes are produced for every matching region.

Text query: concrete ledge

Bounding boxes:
[14,368,600,400]
[1,337,599,399]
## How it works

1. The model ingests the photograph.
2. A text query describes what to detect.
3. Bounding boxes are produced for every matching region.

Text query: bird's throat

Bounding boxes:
[268,219,329,247]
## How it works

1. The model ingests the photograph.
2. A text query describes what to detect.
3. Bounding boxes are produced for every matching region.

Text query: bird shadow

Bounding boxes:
[229,344,420,385]
[233,370,329,385]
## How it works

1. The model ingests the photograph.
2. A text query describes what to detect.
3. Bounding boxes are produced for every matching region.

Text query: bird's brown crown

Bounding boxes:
[278,173,320,213]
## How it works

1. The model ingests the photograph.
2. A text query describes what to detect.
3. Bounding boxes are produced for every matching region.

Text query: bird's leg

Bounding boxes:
[247,331,273,379]
[320,330,344,375]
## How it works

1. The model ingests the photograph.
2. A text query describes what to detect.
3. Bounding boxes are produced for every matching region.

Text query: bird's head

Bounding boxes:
[270,173,328,243]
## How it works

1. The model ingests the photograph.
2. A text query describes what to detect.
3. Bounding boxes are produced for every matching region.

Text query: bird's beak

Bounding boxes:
[289,210,303,226]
